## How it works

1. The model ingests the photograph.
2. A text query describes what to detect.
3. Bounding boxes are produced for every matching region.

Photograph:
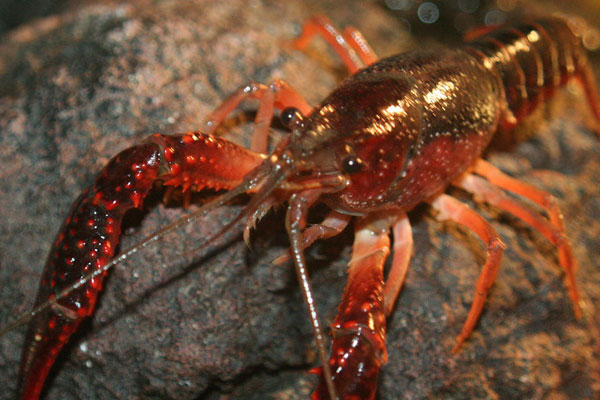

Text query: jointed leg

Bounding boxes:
[576,59,600,134]
[470,159,581,317]
[342,26,378,66]
[313,213,391,399]
[383,213,413,316]
[430,194,506,352]
[202,79,312,153]
[273,210,351,265]
[294,15,378,74]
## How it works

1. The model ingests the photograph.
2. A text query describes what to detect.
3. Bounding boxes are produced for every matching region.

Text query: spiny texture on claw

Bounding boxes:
[18,143,162,400]
[153,132,265,193]
[17,133,264,400]
[312,225,388,400]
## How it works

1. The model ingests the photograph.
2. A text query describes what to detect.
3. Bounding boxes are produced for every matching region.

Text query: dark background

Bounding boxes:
[0,0,69,36]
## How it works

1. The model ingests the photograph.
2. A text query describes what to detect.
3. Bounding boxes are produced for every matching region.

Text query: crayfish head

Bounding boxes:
[281,73,423,215]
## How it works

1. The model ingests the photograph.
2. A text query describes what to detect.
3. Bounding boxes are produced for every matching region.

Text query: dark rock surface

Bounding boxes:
[0,1,598,399]
[0,0,70,36]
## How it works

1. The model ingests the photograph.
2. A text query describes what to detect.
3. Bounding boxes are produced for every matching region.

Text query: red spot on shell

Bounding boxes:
[90,277,100,289]
[164,147,175,162]
[92,239,99,246]
[102,242,112,255]
[66,257,75,265]
[169,162,181,176]
[89,250,98,258]
[48,318,56,330]
[77,240,86,249]
[87,219,95,228]
[185,155,196,164]
[131,191,142,208]
[342,321,357,330]
[124,180,133,189]
[105,199,119,210]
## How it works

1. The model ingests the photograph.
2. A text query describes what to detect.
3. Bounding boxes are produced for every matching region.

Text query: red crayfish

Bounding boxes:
[3,13,600,400]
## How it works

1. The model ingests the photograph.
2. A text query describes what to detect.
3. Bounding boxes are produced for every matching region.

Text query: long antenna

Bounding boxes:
[286,190,338,400]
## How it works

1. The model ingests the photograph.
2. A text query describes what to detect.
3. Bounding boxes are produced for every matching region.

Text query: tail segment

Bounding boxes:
[466,17,600,129]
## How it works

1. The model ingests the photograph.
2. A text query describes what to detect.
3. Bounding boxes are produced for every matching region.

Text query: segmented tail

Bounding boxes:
[466,17,600,128]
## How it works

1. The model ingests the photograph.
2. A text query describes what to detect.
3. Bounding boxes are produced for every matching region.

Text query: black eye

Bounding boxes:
[280,107,303,129]
[342,156,364,173]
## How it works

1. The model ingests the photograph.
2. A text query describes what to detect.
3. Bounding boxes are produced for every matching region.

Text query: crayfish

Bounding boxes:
[2,9,599,400]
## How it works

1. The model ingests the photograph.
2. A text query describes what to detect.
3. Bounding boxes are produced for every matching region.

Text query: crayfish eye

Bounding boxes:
[342,155,364,174]
[280,107,302,129]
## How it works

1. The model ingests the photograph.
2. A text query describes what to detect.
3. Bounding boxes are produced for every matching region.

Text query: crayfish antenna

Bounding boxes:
[286,190,339,400]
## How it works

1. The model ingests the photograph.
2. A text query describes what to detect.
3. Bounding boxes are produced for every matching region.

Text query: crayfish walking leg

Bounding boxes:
[312,212,413,399]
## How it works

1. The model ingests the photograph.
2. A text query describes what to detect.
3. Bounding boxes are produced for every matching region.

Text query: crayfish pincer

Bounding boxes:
[3,13,599,400]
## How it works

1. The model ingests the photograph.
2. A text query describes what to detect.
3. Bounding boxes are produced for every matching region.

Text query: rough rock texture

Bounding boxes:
[0,1,598,399]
